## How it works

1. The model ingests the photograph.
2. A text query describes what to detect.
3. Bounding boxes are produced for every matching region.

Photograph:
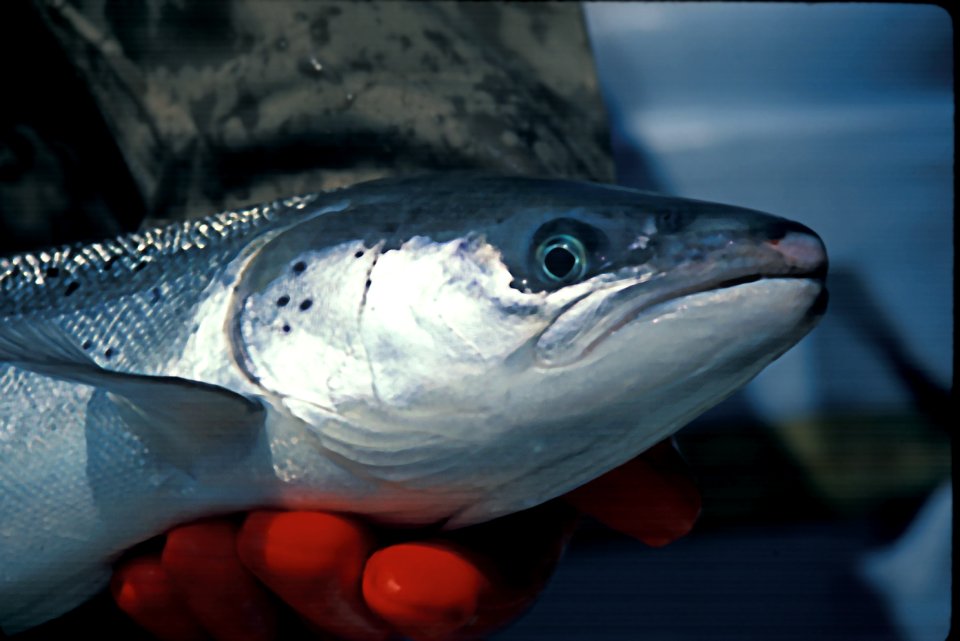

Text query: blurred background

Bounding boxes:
[497,5,952,641]
[1,3,952,641]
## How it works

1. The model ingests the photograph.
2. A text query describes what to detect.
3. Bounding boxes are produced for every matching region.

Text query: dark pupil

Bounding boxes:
[544,246,576,279]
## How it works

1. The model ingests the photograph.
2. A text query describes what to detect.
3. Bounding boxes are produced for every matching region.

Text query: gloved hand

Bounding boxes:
[111,440,700,641]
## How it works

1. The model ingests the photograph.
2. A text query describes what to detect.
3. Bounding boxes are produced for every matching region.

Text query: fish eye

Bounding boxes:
[536,234,588,283]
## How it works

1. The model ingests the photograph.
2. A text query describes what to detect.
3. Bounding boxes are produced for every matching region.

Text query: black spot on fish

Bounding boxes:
[81,340,92,350]
[104,348,114,359]
[365,279,372,289]
[354,250,364,258]
[64,281,80,296]
[277,295,290,307]
[104,257,117,271]
[133,261,147,273]
[282,324,291,333]
[292,261,307,274]
[46,267,60,278]
[150,287,161,304]
[9,266,20,277]
[299,299,313,311]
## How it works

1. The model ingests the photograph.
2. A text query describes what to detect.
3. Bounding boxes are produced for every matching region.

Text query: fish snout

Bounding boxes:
[763,218,828,279]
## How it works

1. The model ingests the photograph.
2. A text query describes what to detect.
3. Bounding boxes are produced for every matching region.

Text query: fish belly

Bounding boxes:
[0,365,257,632]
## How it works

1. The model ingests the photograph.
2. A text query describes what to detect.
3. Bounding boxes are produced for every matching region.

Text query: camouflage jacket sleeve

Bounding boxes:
[11,0,613,239]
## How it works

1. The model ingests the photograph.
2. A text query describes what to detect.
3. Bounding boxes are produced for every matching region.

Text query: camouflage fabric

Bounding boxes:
[2,0,613,256]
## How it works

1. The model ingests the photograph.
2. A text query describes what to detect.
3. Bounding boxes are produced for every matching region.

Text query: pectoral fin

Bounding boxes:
[1,319,265,469]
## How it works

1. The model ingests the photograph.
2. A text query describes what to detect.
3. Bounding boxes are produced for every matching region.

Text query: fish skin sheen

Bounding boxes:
[0,174,828,632]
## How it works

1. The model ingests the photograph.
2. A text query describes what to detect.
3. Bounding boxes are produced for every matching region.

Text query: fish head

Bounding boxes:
[232,175,827,525]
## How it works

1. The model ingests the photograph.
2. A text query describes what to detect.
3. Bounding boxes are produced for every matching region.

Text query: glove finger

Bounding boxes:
[363,501,577,641]
[564,439,701,546]
[363,542,486,641]
[162,520,278,641]
[111,554,208,641]
[237,511,392,641]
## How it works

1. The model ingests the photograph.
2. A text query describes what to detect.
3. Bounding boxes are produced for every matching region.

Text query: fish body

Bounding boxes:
[0,174,827,632]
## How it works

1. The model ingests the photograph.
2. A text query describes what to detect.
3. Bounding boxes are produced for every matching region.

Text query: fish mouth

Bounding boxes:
[631,225,828,319]
[600,270,826,342]
[535,230,828,368]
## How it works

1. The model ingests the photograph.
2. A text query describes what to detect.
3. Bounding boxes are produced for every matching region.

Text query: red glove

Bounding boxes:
[111,440,700,641]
